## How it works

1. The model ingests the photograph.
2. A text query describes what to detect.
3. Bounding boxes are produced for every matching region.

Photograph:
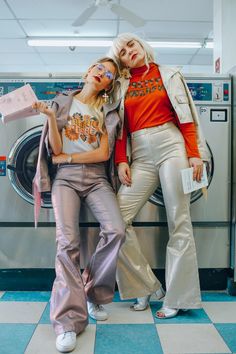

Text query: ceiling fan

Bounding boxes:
[72,0,146,28]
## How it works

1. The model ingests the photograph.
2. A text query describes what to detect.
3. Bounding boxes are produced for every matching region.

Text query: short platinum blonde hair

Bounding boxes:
[108,33,155,70]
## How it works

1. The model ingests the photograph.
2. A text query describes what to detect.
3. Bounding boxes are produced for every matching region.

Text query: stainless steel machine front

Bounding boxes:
[0,75,232,284]
[230,69,236,285]
[0,77,86,269]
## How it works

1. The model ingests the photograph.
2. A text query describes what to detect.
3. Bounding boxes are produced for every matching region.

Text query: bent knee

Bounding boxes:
[117,193,130,212]
[117,197,138,224]
[109,224,126,243]
[116,226,126,242]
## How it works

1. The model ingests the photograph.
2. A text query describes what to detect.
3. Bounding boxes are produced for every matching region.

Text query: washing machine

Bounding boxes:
[230,70,236,291]
[0,76,95,276]
[0,74,232,290]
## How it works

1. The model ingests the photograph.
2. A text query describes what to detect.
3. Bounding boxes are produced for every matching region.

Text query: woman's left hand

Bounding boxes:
[52,154,70,165]
[188,157,203,182]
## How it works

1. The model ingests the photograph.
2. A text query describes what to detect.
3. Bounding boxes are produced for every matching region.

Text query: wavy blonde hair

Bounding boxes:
[84,56,119,132]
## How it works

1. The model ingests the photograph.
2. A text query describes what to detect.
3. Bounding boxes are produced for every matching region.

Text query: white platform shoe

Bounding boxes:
[130,287,165,311]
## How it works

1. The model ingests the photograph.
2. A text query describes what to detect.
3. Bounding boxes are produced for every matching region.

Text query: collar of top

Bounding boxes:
[130,62,156,76]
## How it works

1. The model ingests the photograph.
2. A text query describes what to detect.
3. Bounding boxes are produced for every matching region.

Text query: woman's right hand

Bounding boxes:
[32,101,54,118]
[118,162,132,186]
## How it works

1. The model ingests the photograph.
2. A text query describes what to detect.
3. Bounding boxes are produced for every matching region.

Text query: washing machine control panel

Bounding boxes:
[0,79,84,107]
[187,80,230,104]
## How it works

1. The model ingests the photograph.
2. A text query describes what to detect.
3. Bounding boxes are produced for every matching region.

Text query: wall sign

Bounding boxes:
[0,156,6,176]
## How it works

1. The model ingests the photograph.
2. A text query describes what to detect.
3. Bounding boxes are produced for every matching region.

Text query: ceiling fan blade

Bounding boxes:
[72,5,97,26]
[110,3,146,27]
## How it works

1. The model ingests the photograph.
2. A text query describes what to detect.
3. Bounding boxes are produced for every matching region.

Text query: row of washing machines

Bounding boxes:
[0,73,234,290]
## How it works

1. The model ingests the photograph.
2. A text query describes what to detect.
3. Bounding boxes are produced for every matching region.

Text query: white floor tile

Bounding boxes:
[0,302,46,323]
[100,302,154,324]
[156,323,231,354]
[25,324,96,354]
[25,325,57,354]
[75,324,96,354]
[203,302,236,323]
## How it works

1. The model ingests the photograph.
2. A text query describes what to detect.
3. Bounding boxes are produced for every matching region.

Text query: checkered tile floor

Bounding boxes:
[0,291,236,354]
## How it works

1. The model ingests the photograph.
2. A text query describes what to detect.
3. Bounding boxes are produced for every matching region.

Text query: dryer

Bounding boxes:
[0,77,91,272]
[0,74,232,291]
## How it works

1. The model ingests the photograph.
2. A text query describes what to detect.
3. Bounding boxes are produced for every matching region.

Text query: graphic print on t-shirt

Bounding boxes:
[62,99,102,154]
[64,112,101,144]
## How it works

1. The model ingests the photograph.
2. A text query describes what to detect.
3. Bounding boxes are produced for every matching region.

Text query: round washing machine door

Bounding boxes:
[7,125,52,208]
[149,143,214,207]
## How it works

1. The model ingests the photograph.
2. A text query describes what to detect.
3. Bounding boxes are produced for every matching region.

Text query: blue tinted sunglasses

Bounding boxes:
[95,63,114,80]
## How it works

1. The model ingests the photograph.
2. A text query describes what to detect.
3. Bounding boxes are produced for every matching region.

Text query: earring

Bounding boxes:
[102,91,109,103]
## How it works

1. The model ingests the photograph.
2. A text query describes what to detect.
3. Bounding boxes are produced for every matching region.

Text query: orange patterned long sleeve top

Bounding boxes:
[115,63,200,164]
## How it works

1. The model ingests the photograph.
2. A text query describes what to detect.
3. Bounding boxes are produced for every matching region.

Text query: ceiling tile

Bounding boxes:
[157,53,197,65]
[39,52,100,65]
[190,55,213,65]
[0,39,35,52]
[0,20,26,38]
[197,48,214,56]
[7,0,117,19]
[182,65,213,74]
[120,0,213,21]
[119,21,212,40]
[46,64,89,73]
[0,53,44,65]
[0,65,50,72]
[154,48,200,56]
[157,52,212,66]
[0,1,15,19]
[20,19,117,37]
[35,46,107,54]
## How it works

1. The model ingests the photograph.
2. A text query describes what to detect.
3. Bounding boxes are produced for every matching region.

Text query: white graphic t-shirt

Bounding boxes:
[62,98,102,154]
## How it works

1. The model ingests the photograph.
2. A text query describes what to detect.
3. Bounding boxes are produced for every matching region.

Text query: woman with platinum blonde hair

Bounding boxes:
[108,33,210,319]
[33,57,125,352]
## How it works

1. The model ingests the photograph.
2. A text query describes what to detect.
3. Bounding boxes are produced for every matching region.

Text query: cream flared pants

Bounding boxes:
[116,122,201,309]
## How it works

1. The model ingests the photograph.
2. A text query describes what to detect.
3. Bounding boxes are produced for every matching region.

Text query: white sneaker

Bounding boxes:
[87,301,108,321]
[56,331,76,353]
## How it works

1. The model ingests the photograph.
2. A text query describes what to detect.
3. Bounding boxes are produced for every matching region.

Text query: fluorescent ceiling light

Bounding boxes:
[148,41,202,48]
[205,41,214,49]
[27,39,113,47]
[27,38,213,49]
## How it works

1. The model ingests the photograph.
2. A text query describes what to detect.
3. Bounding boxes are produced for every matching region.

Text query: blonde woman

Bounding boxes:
[108,33,209,319]
[33,57,125,353]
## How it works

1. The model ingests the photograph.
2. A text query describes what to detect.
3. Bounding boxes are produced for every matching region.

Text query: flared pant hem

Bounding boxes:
[54,321,88,336]
[162,301,202,309]
[86,287,116,305]
[118,283,161,300]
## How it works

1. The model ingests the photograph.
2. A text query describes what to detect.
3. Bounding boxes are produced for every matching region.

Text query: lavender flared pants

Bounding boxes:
[117,122,201,309]
[50,163,125,335]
